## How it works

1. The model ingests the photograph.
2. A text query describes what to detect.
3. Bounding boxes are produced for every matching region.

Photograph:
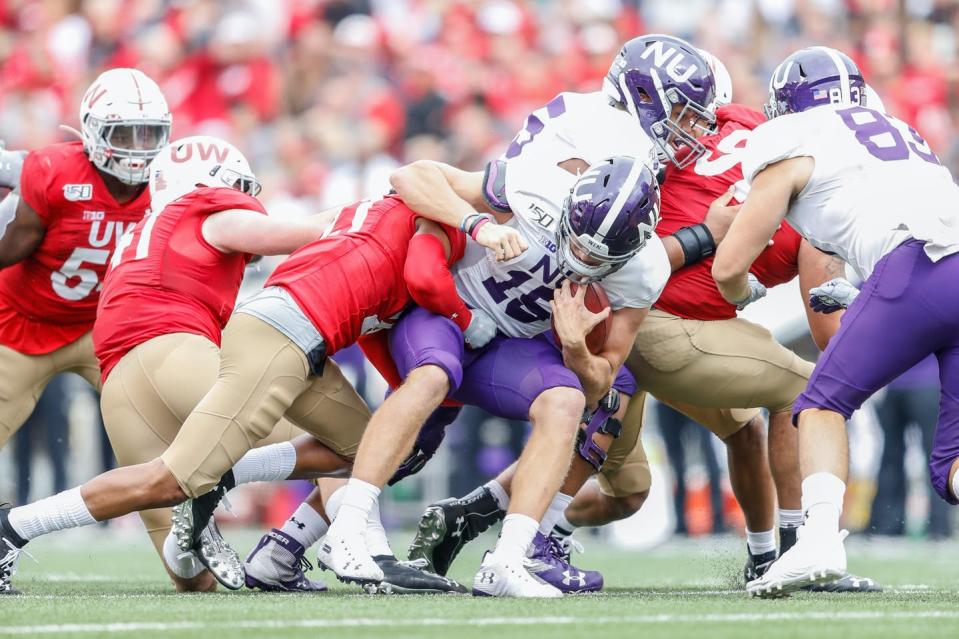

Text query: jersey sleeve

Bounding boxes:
[200,187,268,216]
[18,150,53,223]
[602,234,671,310]
[404,231,472,331]
[741,114,814,184]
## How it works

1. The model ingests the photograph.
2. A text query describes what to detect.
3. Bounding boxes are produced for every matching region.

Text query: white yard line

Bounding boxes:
[2,611,959,635]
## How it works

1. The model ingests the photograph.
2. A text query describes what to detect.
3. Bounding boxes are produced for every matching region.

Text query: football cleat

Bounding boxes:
[743,547,778,583]
[364,556,468,595]
[780,526,881,593]
[747,527,847,599]
[526,533,602,593]
[316,527,384,585]
[0,505,27,595]
[472,552,563,598]
[171,500,244,590]
[408,488,504,576]
[245,529,328,592]
[171,472,235,554]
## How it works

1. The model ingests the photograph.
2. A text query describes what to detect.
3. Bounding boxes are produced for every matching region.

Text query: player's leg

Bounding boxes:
[99,333,220,592]
[320,306,463,584]
[451,334,588,597]
[0,343,57,448]
[928,345,959,509]
[751,242,955,597]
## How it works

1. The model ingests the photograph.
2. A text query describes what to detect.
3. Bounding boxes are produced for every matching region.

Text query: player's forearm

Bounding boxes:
[404,233,472,331]
[562,342,614,407]
[390,162,481,229]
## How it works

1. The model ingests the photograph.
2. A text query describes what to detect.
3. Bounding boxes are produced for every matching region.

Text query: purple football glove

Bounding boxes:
[809,277,859,314]
[388,405,461,486]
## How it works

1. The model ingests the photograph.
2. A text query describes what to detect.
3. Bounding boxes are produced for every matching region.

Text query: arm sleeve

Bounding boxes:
[404,231,472,332]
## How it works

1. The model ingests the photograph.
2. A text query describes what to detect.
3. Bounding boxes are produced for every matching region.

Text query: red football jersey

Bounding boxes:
[94,187,264,380]
[267,196,465,355]
[654,104,803,321]
[0,141,150,354]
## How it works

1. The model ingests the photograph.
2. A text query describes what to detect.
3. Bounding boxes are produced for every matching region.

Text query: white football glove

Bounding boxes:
[463,307,497,349]
[735,273,768,310]
[809,277,859,314]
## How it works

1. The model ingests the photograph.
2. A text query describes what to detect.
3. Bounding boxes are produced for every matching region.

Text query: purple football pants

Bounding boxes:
[793,240,959,503]
[389,306,637,422]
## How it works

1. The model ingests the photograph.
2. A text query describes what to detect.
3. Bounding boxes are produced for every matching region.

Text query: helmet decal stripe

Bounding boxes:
[618,74,638,118]
[817,46,850,103]
[129,70,145,112]
[597,157,646,236]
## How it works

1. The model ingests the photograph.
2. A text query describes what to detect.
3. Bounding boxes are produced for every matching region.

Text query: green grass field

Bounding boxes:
[1,527,957,639]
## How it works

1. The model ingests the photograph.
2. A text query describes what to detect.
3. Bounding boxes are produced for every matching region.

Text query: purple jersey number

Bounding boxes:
[481,255,561,324]
[837,106,940,165]
[504,95,567,159]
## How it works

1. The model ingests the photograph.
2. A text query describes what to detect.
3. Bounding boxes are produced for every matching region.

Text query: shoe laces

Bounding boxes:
[543,535,575,567]
[550,534,583,562]
[295,552,314,575]
[396,557,429,571]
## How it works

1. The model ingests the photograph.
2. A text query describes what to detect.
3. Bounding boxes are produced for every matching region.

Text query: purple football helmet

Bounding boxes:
[764,47,866,119]
[558,156,660,284]
[603,34,716,169]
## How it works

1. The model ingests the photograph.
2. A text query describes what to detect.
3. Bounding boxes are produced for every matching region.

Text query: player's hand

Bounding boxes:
[475,222,528,261]
[703,186,741,244]
[734,273,767,310]
[463,307,497,349]
[550,280,609,351]
[809,277,859,314]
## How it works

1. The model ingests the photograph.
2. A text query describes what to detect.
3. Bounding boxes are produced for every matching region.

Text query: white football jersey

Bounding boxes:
[742,104,959,280]
[453,91,670,338]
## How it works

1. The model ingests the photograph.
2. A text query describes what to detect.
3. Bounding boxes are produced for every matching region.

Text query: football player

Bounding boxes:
[711,47,959,596]
[0,68,169,449]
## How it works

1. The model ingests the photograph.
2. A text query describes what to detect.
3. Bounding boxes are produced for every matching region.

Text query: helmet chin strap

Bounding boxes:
[58,124,83,141]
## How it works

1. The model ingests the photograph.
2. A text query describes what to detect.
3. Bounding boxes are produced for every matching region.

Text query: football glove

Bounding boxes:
[463,307,497,349]
[388,405,461,486]
[735,273,767,310]
[809,277,859,314]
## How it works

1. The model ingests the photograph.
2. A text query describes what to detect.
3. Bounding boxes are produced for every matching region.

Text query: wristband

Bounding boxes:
[460,213,492,238]
[469,216,491,241]
[673,223,716,267]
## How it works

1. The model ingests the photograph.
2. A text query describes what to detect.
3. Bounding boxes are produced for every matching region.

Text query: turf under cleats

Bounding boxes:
[365,555,467,595]
[316,528,384,586]
[171,500,244,590]
[526,533,602,593]
[743,547,778,583]
[0,506,27,595]
[472,552,562,598]
[747,527,848,599]
[408,488,505,576]
[244,529,328,592]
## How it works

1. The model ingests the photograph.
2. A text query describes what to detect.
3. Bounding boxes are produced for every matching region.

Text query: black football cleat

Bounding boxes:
[0,505,28,595]
[743,546,778,583]
[408,488,505,576]
[365,555,467,595]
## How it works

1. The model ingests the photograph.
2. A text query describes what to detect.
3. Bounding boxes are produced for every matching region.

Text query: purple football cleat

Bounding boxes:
[244,529,328,592]
[526,532,603,594]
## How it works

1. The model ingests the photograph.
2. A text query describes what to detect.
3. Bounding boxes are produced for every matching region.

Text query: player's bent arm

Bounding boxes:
[713,157,813,303]
[404,219,473,333]
[566,307,646,406]
[391,161,528,260]
[797,240,844,350]
[663,186,740,272]
[390,161,500,224]
[201,208,325,256]
[0,194,45,269]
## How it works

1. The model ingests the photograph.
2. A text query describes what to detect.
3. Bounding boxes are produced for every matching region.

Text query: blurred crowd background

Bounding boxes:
[0,0,955,544]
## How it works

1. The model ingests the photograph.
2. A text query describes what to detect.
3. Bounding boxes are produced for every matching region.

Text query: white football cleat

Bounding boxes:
[472,552,563,598]
[316,527,384,586]
[747,527,848,599]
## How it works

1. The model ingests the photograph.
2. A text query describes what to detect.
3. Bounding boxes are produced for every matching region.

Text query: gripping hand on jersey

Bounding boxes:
[733,273,767,310]
[809,277,859,314]
[474,221,528,261]
[463,307,497,349]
